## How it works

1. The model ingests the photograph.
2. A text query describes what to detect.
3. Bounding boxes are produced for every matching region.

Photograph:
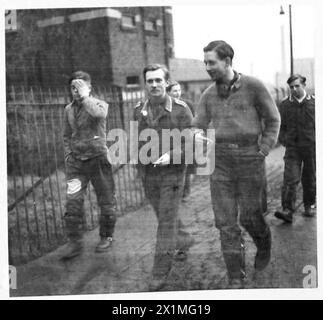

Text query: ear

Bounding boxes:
[225,57,231,67]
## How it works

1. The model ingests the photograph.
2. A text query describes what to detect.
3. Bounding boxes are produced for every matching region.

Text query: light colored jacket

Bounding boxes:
[63,96,109,160]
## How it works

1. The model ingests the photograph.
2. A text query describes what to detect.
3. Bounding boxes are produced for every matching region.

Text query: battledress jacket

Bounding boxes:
[63,96,109,161]
[133,95,194,177]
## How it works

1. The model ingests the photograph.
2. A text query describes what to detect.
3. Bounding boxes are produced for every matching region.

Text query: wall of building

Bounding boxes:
[108,7,174,87]
[6,7,174,89]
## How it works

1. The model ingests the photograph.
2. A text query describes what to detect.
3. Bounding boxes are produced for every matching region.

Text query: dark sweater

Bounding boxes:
[192,73,281,155]
[278,94,315,147]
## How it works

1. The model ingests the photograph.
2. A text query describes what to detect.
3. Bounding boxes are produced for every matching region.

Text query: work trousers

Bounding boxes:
[282,145,316,211]
[64,154,117,240]
[143,165,188,277]
[210,145,270,280]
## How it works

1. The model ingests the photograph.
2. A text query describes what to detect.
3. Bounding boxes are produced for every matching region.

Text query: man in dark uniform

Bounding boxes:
[167,81,196,200]
[192,41,280,288]
[275,74,316,223]
[62,71,117,259]
[133,64,194,290]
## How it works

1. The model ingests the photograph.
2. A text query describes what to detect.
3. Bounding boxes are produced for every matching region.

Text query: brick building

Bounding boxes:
[5,7,174,88]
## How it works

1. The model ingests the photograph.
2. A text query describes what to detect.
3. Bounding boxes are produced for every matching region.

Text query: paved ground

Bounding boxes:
[10,146,317,297]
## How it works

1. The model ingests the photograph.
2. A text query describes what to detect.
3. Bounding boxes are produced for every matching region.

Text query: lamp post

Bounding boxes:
[280,4,294,76]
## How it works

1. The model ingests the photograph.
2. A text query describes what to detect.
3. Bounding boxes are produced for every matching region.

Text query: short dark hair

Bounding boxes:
[69,71,91,85]
[287,74,306,85]
[143,64,170,82]
[166,80,180,92]
[203,40,234,62]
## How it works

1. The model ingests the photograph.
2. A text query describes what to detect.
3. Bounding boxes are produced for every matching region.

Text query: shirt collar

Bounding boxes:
[142,95,173,114]
[230,71,242,90]
[289,92,308,103]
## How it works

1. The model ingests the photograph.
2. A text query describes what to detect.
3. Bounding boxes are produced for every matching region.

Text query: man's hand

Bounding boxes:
[258,150,267,158]
[107,150,113,164]
[71,79,91,99]
[153,152,170,166]
[193,129,213,145]
[65,153,72,163]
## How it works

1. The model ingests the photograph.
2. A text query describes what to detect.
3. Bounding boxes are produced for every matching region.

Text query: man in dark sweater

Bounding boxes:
[192,40,280,288]
[275,74,316,223]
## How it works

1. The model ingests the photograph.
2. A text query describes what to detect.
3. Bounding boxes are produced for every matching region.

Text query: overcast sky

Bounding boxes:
[2,0,318,85]
[172,1,316,84]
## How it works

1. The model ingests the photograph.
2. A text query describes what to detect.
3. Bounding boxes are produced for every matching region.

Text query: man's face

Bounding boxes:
[168,84,182,99]
[204,50,227,82]
[289,78,306,99]
[70,79,91,101]
[145,69,168,98]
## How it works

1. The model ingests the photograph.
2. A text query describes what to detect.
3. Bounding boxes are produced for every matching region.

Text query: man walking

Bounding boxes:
[133,64,194,290]
[167,80,196,200]
[275,74,316,223]
[192,41,280,288]
[62,71,117,259]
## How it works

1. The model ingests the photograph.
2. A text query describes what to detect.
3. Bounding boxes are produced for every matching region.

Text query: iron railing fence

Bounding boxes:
[7,85,146,265]
[7,84,291,265]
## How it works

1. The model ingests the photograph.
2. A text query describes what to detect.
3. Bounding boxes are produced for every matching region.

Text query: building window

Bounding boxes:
[144,20,157,32]
[121,15,136,28]
[126,76,140,88]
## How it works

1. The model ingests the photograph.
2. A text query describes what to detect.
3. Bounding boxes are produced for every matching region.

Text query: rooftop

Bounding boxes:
[169,57,210,82]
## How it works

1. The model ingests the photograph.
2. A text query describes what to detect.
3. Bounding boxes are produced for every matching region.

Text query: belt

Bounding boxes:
[215,140,257,148]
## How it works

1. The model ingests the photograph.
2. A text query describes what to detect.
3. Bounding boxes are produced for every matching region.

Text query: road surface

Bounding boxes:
[10,146,317,296]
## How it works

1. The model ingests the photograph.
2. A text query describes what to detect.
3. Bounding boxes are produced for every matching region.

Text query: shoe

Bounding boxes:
[254,230,271,271]
[274,209,293,223]
[174,235,194,261]
[173,249,187,261]
[177,234,195,251]
[95,237,113,252]
[61,239,83,260]
[303,205,315,217]
[227,278,245,289]
[149,274,167,291]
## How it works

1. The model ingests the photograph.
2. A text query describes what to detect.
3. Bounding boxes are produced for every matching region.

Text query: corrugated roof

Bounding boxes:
[169,58,210,82]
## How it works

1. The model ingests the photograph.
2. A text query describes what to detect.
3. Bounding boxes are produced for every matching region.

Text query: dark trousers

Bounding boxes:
[183,171,191,198]
[282,145,316,211]
[210,145,270,280]
[64,154,117,240]
[143,165,187,277]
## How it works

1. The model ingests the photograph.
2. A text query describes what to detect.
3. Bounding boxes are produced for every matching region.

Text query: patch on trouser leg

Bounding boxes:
[67,179,82,195]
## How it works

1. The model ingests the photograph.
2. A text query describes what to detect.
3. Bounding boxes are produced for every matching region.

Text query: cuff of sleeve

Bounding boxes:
[65,151,72,159]
[259,144,270,156]
[81,96,91,104]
